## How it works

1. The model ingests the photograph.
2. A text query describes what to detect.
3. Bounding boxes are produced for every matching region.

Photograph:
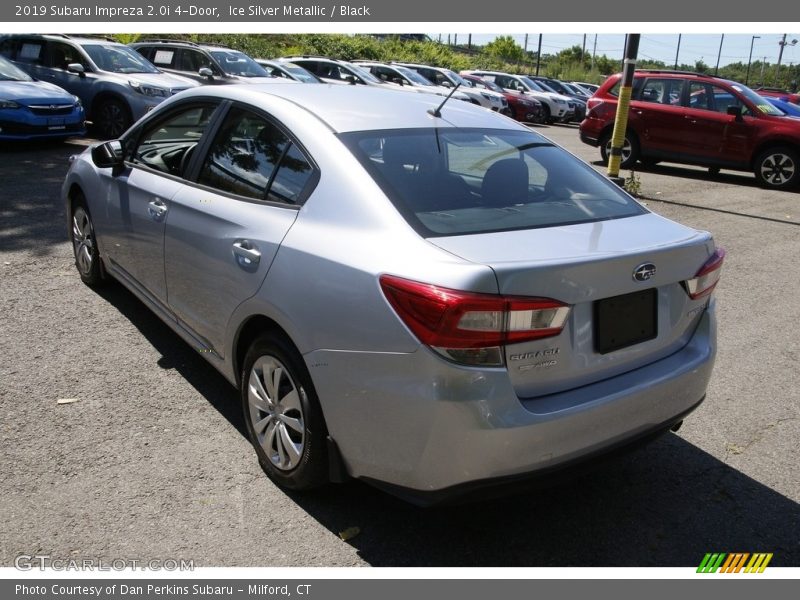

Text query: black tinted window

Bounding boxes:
[342,128,646,237]
[199,107,314,204]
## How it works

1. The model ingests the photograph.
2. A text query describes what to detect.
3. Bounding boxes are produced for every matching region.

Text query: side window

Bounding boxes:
[180,49,210,73]
[198,107,314,204]
[150,47,178,69]
[687,82,713,111]
[17,41,45,66]
[711,86,748,115]
[0,38,17,59]
[268,144,314,204]
[639,79,666,103]
[45,42,88,70]
[131,104,218,177]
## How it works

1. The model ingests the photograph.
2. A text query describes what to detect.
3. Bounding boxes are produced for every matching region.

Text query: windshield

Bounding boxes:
[729,82,785,116]
[342,128,646,237]
[534,79,558,93]
[209,50,269,77]
[279,63,319,83]
[445,69,471,87]
[395,66,435,86]
[472,77,504,93]
[520,77,546,92]
[83,44,160,74]
[342,62,381,84]
[0,55,33,81]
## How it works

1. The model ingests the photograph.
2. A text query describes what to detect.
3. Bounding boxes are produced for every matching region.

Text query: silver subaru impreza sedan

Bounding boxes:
[63,83,724,504]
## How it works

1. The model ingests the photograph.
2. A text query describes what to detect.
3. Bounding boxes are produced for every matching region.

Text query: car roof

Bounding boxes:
[172,84,532,133]
[10,34,122,46]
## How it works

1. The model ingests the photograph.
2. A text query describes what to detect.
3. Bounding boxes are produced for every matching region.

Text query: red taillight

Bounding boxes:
[586,98,604,113]
[379,275,570,366]
[685,248,726,300]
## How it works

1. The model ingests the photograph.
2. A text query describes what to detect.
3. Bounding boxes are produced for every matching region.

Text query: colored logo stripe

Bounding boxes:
[697,553,773,573]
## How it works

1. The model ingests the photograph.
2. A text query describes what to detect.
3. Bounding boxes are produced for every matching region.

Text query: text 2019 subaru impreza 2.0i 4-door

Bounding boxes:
[63,84,724,504]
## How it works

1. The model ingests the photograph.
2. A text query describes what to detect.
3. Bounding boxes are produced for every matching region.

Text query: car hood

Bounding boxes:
[125,72,199,91]
[0,80,76,105]
[234,76,292,84]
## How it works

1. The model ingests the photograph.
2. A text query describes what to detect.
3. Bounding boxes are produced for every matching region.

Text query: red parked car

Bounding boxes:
[462,73,545,124]
[755,87,800,105]
[580,70,800,189]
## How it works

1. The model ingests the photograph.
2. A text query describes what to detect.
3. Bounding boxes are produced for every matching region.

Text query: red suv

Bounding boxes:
[580,70,800,189]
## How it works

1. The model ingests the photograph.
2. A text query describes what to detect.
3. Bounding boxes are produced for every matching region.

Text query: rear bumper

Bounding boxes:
[307,303,716,498]
[580,130,600,146]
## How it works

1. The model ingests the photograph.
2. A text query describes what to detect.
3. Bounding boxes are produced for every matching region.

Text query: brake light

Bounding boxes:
[586,98,604,112]
[379,275,570,366]
[684,248,726,300]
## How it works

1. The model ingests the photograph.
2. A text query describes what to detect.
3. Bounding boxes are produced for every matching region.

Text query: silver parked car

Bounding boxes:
[64,84,724,504]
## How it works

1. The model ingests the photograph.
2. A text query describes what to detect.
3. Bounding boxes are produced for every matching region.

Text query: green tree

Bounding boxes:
[481,35,525,63]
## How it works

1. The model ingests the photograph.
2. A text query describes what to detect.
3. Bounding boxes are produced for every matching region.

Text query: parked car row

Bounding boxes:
[579,69,800,189]
[1,34,603,142]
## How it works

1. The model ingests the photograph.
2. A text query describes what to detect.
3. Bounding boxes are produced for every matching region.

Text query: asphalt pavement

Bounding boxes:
[0,127,798,567]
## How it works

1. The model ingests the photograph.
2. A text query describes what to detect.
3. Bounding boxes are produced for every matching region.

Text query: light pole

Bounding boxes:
[775,34,798,84]
[714,34,724,75]
[745,35,760,86]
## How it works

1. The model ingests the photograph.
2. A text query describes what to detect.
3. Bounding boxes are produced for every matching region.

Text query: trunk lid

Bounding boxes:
[428,213,716,398]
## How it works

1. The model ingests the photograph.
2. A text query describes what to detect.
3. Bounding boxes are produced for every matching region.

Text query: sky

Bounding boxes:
[429,33,800,68]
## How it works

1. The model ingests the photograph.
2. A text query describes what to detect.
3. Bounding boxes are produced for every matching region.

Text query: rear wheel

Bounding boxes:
[241,332,328,491]
[94,98,131,140]
[600,131,639,169]
[754,147,799,189]
[70,195,104,287]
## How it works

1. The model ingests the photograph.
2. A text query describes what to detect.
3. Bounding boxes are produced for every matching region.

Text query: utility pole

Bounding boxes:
[536,34,542,76]
[674,34,681,69]
[745,35,760,86]
[582,34,586,65]
[775,34,798,84]
[591,34,597,71]
[468,34,472,50]
[607,34,640,182]
[714,34,724,76]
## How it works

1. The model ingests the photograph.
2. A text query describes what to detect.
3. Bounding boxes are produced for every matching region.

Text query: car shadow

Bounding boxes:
[591,159,760,189]
[0,138,86,256]
[95,281,800,567]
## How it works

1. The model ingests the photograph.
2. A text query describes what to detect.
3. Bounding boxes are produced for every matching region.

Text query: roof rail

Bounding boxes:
[71,34,118,43]
[281,54,336,61]
[635,69,708,77]
[136,38,200,46]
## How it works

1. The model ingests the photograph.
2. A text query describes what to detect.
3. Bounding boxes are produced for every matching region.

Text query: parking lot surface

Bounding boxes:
[1,125,798,567]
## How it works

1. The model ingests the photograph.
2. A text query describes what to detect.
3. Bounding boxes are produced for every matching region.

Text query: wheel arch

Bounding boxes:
[233,314,297,390]
[750,138,800,169]
[89,90,131,122]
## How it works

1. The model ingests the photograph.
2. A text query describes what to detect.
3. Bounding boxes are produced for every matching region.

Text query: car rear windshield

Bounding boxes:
[340,128,646,237]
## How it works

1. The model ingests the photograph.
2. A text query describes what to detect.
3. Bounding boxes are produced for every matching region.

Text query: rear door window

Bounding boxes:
[198,106,315,205]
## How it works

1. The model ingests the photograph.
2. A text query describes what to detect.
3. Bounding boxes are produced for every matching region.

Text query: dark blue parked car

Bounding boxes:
[0,54,85,141]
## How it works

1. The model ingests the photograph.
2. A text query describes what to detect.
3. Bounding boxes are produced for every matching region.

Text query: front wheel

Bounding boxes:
[94,98,131,140]
[600,132,639,169]
[241,332,329,491]
[754,147,799,189]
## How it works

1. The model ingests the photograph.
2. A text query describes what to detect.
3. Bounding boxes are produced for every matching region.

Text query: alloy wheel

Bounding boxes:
[72,207,94,277]
[760,152,796,187]
[247,355,306,471]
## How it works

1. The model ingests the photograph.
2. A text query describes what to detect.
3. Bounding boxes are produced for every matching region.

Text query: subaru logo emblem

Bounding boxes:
[50,105,57,110]
[633,263,656,282]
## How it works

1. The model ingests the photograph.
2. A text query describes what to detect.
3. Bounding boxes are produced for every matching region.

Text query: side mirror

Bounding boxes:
[440,80,452,88]
[91,140,124,175]
[726,105,743,121]
[67,63,85,77]
[343,74,357,85]
[198,67,214,79]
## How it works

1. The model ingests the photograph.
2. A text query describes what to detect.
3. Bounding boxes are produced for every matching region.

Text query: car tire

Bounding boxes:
[600,131,639,169]
[94,98,131,140]
[754,147,799,190]
[70,194,104,287]
[541,104,552,124]
[241,332,329,491]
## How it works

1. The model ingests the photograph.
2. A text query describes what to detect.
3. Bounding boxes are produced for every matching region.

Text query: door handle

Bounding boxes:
[147,199,167,221]
[232,240,261,267]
